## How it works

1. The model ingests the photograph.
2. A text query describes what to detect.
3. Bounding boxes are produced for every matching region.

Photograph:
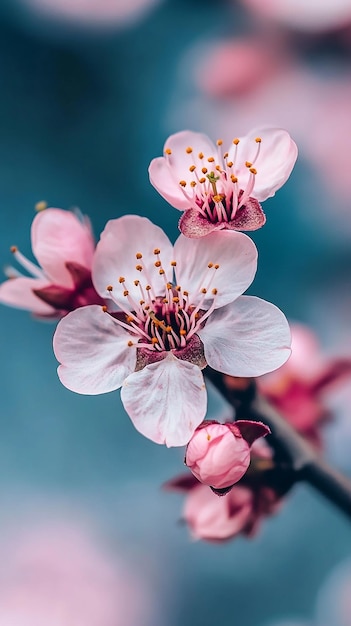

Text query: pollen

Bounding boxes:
[153,248,160,255]
[170,261,177,266]
[207,434,211,441]
[186,147,193,154]
[123,290,129,297]
[231,175,238,183]
[189,165,196,172]
[245,161,252,168]
[223,152,229,158]
[213,194,224,203]
[139,299,145,305]
[151,337,159,344]
[233,138,240,145]
[175,285,181,291]
[118,277,125,283]
[208,263,213,268]
[190,181,196,187]
[102,305,108,312]
[135,252,142,259]
[166,282,172,289]
[183,290,189,296]
[214,264,220,269]
[127,340,134,347]
[145,285,151,291]
[172,297,180,303]
[207,157,215,163]
[180,329,187,336]
[126,315,134,323]
[201,288,207,294]
[250,167,257,175]
[212,288,218,295]
[10,246,17,253]
[35,200,48,212]
[134,280,140,286]
[159,269,165,275]
[201,167,208,174]
[166,326,172,333]
[106,285,113,291]
[216,139,223,146]
[163,298,169,304]
[255,137,262,143]
[136,265,143,271]
[165,148,172,155]
[179,180,187,187]
[154,260,161,267]
[215,165,222,172]
[199,177,206,184]
[198,152,204,159]
[227,161,233,168]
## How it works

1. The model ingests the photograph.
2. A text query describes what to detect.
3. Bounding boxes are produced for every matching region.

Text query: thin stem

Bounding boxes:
[205,370,351,520]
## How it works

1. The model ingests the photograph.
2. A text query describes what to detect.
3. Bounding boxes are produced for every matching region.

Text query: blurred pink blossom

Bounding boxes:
[19,0,162,26]
[149,128,297,237]
[54,214,290,447]
[239,0,351,33]
[257,323,351,446]
[0,518,151,625]
[0,207,103,319]
[185,419,270,490]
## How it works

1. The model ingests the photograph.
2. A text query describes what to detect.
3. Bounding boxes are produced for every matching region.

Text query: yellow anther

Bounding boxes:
[151,337,159,344]
[154,260,161,267]
[215,165,222,172]
[245,161,252,168]
[183,290,189,296]
[146,285,151,290]
[208,262,213,268]
[199,177,206,183]
[127,340,134,347]
[35,200,47,212]
[166,282,173,290]
[223,152,229,158]
[166,326,172,333]
[207,157,215,163]
[207,434,211,441]
[135,265,143,271]
[163,298,169,304]
[153,248,160,255]
[10,246,17,253]
[233,138,240,145]
[172,297,180,303]
[195,313,200,319]
[126,315,134,323]
[118,277,125,283]
[186,147,193,154]
[213,194,224,203]
[255,137,262,143]
[227,161,233,168]
[201,288,207,294]
[190,181,196,187]
[136,252,142,259]
[216,139,223,146]
[106,285,113,291]
[189,165,196,172]
[102,305,108,312]
[212,288,218,295]
[134,280,140,286]
[159,269,165,275]
[231,175,238,183]
[214,264,219,269]
[123,290,129,297]
[179,180,187,187]
[165,148,172,155]
[175,285,181,291]
[144,304,150,310]
[202,167,208,174]
[198,152,204,159]
[250,167,257,175]
[139,299,145,305]
[180,329,187,336]
[170,261,177,266]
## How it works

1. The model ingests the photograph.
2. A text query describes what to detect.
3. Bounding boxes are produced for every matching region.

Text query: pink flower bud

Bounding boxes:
[185,420,270,490]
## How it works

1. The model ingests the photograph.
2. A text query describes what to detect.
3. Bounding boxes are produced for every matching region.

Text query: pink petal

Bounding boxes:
[198,295,291,376]
[54,305,136,394]
[32,208,95,288]
[174,231,257,309]
[228,128,298,202]
[179,200,266,237]
[92,215,174,304]
[149,131,217,210]
[121,353,207,447]
[0,276,55,315]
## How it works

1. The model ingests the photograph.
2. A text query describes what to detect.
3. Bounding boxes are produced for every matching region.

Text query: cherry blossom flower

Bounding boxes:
[0,207,103,319]
[54,215,291,447]
[167,442,280,542]
[185,419,270,491]
[257,323,351,447]
[148,128,297,238]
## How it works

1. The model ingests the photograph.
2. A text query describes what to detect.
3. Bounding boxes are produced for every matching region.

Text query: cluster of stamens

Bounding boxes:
[103,249,220,352]
[164,137,262,223]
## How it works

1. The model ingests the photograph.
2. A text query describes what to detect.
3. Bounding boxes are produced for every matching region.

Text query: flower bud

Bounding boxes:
[185,420,270,490]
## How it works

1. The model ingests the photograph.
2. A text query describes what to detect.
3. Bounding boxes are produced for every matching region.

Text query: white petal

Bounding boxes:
[228,127,298,202]
[198,296,291,376]
[54,305,136,394]
[148,157,192,210]
[92,215,174,305]
[121,353,207,447]
[0,276,54,315]
[174,231,257,309]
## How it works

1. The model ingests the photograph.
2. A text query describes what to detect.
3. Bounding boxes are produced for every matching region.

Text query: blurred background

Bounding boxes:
[0,0,351,624]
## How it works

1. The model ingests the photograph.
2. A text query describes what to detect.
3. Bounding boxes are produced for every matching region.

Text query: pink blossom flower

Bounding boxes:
[185,419,270,490]
[0,207,103,319]
[148,128,297,238]
[257,324,351,446]
[166,452,280,542]
[239,0,351,33]
[54,215,291,447]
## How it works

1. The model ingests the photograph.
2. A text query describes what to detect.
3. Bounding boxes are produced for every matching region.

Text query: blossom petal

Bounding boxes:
[179,199,266,237]
[54,305,136,394]
[121,353,207,447]
[149,131,218,210]
[174,231,257,309]
[228,128,298,202]
[0,277,54,315]
[32,208,95,288]
[92,215,174,305]
[197,295,291,376]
